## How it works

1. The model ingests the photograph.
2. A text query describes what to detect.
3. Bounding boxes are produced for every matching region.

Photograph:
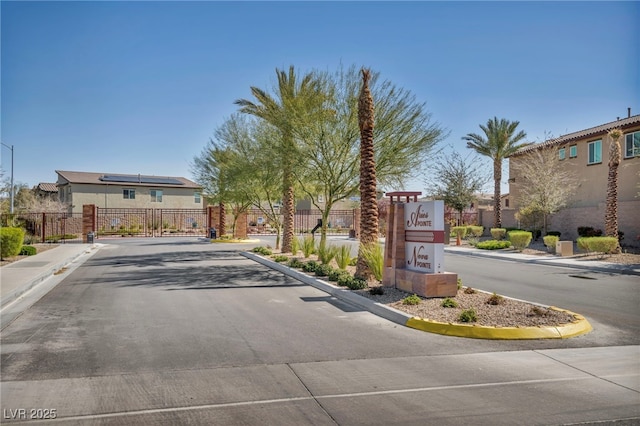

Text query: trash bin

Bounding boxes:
[209,228,217,239]
[87,232,95,244]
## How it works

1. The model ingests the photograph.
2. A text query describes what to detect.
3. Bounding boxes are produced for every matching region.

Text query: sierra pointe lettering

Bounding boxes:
[407,245,431,270]
[406,204,432,228]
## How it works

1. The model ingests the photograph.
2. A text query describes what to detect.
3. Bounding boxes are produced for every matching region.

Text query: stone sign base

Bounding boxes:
[384,268,457,298]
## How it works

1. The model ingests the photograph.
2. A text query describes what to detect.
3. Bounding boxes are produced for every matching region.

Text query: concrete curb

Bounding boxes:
[242,252,593,340]
[1,245,97,308]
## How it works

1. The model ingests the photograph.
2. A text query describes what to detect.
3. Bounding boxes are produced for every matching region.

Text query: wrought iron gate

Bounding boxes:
[96,208,208,238]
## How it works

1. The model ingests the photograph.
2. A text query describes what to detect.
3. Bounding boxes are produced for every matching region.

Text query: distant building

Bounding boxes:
[507,113,640,243]
[56,170,203,213]
[34,182,59,200]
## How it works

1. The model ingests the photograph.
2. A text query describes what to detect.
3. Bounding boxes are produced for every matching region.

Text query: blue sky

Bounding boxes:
[2,1,638,193]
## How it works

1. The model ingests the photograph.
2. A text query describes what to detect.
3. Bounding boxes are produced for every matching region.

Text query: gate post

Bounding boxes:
[208,206,220,236]
[83,204,97,243]
[352,208,361,240]
[82,204,97,244]
[235,212,248,239]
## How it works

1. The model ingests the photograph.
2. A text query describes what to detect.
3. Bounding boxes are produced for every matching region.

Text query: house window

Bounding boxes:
[625,131,640,158]
[194,192,201,203]
[150,189,163,202]
[123,189,135,199]
[504,198,509,208]
[558,147,566,160]
[588,140,602,164]
[569,145,577,158]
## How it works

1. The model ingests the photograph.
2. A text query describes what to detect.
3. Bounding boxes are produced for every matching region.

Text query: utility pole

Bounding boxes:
[1,142,14,214]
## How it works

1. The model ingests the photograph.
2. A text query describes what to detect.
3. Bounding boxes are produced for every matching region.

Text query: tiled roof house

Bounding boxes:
[56,170,203,213]
[507,113,640,243]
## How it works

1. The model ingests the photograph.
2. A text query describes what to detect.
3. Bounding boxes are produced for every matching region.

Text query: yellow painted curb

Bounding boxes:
[406,308,592,340]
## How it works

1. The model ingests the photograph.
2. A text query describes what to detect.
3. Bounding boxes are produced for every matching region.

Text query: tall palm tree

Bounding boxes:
[605,128,622,253]
[235,66,322,253]
[355,68,379,280]
[462,117,530,228]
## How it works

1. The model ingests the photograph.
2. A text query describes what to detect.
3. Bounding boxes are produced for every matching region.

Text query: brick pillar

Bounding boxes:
[208,206,220,232]
[235,212,248,239]
[82,204,96,243]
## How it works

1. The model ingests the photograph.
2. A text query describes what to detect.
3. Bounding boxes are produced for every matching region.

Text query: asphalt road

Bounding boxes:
[1,238,638,424]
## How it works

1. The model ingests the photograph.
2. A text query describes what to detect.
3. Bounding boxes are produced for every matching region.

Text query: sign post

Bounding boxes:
[382,192,457,298]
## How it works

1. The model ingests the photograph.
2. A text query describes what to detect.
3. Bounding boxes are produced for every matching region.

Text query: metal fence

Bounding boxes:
[96,208,209,238]
[246,209,356,236]
[1,212,83,243]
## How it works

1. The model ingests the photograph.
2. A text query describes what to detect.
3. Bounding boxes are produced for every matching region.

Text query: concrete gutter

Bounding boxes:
[242,251,593,340]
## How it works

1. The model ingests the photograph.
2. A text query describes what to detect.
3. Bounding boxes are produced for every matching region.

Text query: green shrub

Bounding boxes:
[287,257,305,269]
[317,244,338,265]
[441,298,458,308]
[348,257,358,266]
[476,240,511,250]
[301,236,316,258]
[577,237,619,254]
[508,231,533,252]
[1,227,25,259]
[402,294,421,305]
[336,273,352,286]
[337,275,367,289]
[546,231,561,238]
[359,243,383,281]
[252,246,272,256]
[290,236,300,255]
[486,292,504,305]
[458,308,477,323]
[335,245,353,270]
[543,235,559,251]
[272,255,289,263]
[19,245,37,256]
[302,260,319,273]
[451,226,467,239]
[346,277,368,290]
[457,278,462,290]
[466,226,484,238]
[328,269,349,282]
[490,228,506,240]
[315,264,334,277]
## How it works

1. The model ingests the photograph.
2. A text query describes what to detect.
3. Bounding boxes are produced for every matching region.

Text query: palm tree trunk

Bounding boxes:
[605,129,622,253]
[356,69,379,281]
[281,169,295,253]
[493,159,502,228]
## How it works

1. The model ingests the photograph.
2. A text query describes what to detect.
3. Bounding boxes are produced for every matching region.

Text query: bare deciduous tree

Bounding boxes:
[512,146,580,234]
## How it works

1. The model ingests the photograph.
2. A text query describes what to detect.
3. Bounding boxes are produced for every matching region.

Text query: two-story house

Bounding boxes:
[507,113,640,244]
[56,170,203,213]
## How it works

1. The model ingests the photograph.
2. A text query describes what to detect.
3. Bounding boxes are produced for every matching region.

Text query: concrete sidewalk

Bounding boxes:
[0,243,100,309]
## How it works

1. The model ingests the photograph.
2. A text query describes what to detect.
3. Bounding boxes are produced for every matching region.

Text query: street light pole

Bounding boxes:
[1,142,14,214]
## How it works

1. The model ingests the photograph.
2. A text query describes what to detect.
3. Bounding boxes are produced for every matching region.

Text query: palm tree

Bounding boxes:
[605,128,622,253]
[462,117,530,228]
[235,66,323,253]
[355,68,379,280]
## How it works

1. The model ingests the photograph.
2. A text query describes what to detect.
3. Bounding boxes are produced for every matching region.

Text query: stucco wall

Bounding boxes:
[64,184,202,213]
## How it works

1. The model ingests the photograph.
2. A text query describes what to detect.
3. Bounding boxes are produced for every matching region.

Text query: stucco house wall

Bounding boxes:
[56,171,203,213]
[508,114,640,245]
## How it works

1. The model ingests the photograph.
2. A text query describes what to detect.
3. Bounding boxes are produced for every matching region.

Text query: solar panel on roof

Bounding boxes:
[99,175,184,185]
